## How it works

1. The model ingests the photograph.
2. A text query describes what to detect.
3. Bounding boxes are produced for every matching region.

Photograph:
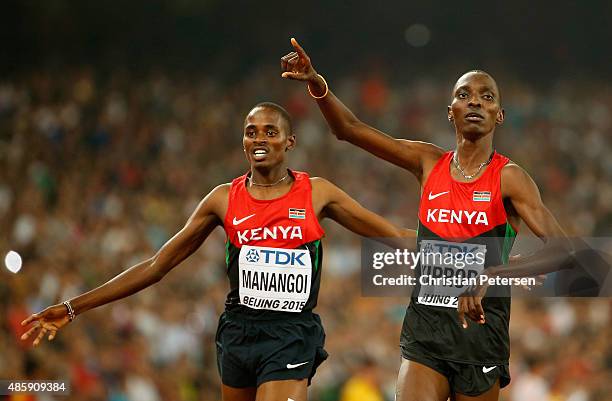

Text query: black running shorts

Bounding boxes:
[215,310,328,388]
[401,342,511,396]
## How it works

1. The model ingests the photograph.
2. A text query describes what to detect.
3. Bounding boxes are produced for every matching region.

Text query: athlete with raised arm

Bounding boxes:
[21,102,415,401]
[281,38,574,401]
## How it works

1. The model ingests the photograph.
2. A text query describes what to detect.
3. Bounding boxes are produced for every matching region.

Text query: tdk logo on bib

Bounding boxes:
[245,249,260,263]
[422,242,483,257]
[243,248,306,266]
[422,242,434,254]
[263,249,306,266]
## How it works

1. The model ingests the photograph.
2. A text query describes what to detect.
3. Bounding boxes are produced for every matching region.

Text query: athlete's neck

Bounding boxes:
[249,166,291,187]
[454,134,494,170]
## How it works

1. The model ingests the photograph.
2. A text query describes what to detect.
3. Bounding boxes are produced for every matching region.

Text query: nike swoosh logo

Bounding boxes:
[482,366,497,373]
[428,191,450,201]
[286,361,309,369]
[232,213,256,226]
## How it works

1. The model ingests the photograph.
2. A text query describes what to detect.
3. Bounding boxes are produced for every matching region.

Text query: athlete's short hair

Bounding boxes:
[249,102,293,135]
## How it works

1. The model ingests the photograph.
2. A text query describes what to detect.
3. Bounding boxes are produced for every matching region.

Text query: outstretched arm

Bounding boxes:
[281,38,444,181]
[68,184,228,315]
[21,184,229,346]
[312,177,416,249]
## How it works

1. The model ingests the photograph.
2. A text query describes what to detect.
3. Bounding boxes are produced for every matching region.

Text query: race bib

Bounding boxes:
[238,245,312,313]
[417,239,487,308]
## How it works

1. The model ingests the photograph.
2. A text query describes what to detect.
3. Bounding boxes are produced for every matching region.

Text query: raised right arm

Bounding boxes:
[281,38,444,179]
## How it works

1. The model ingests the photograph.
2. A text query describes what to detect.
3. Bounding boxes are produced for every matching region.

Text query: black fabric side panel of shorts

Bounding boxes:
[401,343,511,396]
[449,361,510,396]
[215,311,328,388]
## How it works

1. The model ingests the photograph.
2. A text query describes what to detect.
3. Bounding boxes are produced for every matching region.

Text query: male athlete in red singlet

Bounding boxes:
[21,102,415,401]
[281,38,573,401]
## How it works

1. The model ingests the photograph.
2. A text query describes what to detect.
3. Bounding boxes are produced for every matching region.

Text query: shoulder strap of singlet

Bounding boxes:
[423,151,453,188]
[224,174,248,227]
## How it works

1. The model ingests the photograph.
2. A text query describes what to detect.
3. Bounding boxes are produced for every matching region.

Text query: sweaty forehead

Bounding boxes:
[453,72,499,95]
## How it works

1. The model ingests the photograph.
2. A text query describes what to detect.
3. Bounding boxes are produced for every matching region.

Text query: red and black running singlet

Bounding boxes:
[405,151,517,364]
[223,170,325,318]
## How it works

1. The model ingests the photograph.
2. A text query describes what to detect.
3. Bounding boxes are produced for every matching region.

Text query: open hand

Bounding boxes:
[21,304,71,346]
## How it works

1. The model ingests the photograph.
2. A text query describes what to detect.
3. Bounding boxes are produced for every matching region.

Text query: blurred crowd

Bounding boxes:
[0,67,610,401]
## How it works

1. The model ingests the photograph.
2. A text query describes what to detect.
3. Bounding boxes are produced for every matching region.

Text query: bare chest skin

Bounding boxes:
[246,180,294,200]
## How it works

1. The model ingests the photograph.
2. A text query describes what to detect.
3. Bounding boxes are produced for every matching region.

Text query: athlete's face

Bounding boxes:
[448,72,504,139]
[243,107,295,168]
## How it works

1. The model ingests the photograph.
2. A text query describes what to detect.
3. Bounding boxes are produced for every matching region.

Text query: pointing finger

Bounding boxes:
[291,38,308,58]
